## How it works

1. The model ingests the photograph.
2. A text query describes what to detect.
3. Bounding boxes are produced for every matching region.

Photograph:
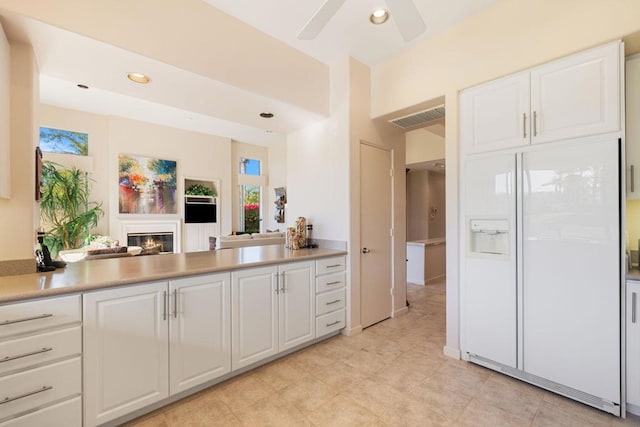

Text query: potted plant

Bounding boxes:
[39,161,104,258]
[185,183,216,197]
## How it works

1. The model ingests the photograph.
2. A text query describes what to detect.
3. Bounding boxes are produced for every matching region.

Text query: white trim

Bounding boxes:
[393,306,409,317]
[443,345,461,360]
[342,325,362,336]
[627,402,640,417]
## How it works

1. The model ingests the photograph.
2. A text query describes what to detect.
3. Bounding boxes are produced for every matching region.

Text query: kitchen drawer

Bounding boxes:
[316,272,345,294]
[0,326,81,376]
[0,396,81,427]
[316,289,346,317]
[316,309,345,337]
[316,257,345,275]
[0,357,81,420]
[0,295,81,339]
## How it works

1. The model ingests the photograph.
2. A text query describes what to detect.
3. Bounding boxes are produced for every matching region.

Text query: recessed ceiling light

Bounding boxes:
[77,84,89,89]
[370,9,389,25]
[127,72,151,84]
[260,112,274,118]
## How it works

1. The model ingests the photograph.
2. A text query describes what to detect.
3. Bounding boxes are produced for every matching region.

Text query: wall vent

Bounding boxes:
[389,105,445,129]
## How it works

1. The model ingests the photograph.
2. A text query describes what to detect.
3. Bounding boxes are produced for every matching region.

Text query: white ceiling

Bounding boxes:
[0,1,499,146]
[203,0,500,65]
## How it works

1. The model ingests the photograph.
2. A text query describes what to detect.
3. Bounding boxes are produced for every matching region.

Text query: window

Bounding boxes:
[239,158,261,233]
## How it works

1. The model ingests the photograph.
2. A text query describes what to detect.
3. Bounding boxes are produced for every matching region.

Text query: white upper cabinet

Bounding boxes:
[460,72,530,154]
[530,43,621,144]
[626,54,640,200]
[461,41,621,154]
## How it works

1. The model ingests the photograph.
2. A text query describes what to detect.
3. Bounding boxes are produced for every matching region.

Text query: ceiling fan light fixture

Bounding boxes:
[127,72,151,84]
[370,9,389,25]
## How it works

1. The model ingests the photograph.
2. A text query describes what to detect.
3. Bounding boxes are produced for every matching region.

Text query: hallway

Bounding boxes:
[128,279,639,426]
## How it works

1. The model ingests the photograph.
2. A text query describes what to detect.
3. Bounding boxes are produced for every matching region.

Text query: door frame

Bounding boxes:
[359,140,396,327]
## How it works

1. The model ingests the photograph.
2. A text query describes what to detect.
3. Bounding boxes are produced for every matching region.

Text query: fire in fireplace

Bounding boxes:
[127,232,174,254]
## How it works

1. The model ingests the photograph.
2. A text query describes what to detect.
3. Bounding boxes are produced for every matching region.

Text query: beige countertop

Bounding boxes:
[406,238,446,247]
[0,246,347,304]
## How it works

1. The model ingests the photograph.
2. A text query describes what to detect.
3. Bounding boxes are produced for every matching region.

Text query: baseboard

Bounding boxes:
[443,345,461,360]
[627,402,640,416]
[342,325,362,336]
[393,306,409,317]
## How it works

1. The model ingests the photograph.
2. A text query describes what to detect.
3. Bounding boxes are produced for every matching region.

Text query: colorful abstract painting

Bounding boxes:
[118,154,177,214]
[39,127,88,156]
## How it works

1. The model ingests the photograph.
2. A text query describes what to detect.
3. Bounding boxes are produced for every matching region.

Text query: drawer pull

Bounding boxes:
[1,385,53,405]
[0,313,53,326]
[0,347,53,363]
[325,264,341,268]
[326,281,342,286]
[325,299,342,305]
[326,320,341,327]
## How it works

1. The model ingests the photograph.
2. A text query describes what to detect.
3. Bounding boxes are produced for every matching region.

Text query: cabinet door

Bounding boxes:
[628,281,640,408]
[278,262,315,351]
[459,72,530,154]
[530,42,620,144]
[169,273,231,395]
[627,55,640,200]
[183,223,217,252]
[231,266,278,370]
[83,282,169,427]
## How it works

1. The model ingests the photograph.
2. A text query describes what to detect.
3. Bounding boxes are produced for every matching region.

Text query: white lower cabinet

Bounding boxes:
[315,257,347,337]
[0,295,82,427]
[232,261,315,370]
[83,273,231,426]
[628,280,640,414]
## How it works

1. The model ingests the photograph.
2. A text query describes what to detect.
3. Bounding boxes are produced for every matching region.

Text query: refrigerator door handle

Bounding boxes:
[632,165,635,193]
[633,292,637,324]
[523,113,527,138]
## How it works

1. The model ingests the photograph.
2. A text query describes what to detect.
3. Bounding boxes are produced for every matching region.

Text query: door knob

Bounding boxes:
[361,248,370,254]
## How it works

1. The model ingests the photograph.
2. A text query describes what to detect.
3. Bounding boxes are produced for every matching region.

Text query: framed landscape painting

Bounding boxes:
[39,127,88,156]
[118,154,177,214]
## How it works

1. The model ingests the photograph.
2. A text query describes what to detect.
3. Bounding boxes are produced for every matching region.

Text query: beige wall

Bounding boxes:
[405,128,445,165]
[349,57,408,328]
[406,170,446,241]
[0,23,9,199]
[371,0,640,358]
[0,43,38,260]
[427,171,446,239]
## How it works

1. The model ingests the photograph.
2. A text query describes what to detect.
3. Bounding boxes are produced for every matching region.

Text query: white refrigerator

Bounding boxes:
[463,136,621,414]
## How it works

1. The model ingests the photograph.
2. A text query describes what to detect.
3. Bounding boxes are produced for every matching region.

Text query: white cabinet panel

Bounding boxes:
[83,282,169,427]
[531,42,620,144]
[0,357,80,421]
[0,294,80,339]
[0,326,80,376]
[460,72,530,154]
[627,281,640,411]
[627,55,640,200]
[183,223,217,252]
[279,262,315,351]
[231,266,278,370]
[0,396,81,427]
[169,273,231,394]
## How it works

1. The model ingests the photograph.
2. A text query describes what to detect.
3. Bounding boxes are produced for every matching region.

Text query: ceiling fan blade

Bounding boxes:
[387,0,426,42]
[297,0,346,40]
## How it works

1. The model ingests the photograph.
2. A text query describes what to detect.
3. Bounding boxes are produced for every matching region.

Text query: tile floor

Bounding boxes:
[127,279,640,426]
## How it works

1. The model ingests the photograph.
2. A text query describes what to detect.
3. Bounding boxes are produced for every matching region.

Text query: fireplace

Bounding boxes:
[127,232,174,254]
[119,220,180,253]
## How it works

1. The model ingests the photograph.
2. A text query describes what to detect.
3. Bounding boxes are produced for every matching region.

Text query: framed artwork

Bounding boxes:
[39,127,88,156]
[118,154,177,214]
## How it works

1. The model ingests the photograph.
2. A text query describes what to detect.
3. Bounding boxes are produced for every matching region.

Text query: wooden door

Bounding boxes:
[360,143,393,328]
[169,273,231,394]
[231,266,278,370]
[83,282,169,427]
[278,261,315,351]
